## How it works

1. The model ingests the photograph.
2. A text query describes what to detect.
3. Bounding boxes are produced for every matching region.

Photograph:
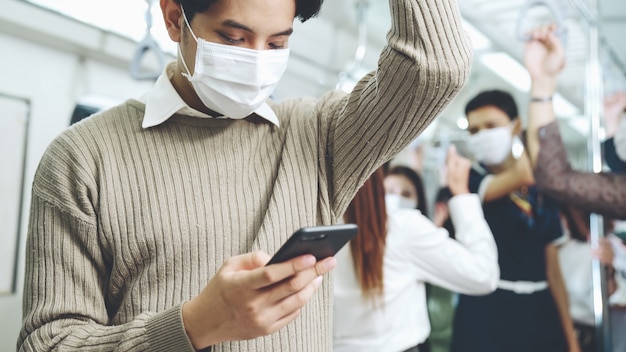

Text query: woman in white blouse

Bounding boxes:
[333,147,499,352]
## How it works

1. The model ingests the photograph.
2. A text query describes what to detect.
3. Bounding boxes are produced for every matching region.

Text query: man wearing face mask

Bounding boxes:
[449,89,580,352]
[18,0,471,351]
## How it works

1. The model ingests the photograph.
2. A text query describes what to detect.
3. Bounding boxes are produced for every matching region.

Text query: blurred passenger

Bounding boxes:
[385,167,453,352]
[18,0,473,350]
[425,186,458,352]
[384,165,429,216]
[557,205,618,352]
[602,92,626,173]
[450,90,580,352]
[333,147,499,352]
[524,24,626,219]
[609,225,626,351]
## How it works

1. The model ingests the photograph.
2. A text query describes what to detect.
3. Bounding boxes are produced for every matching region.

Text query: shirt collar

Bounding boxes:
[139,62,280,129]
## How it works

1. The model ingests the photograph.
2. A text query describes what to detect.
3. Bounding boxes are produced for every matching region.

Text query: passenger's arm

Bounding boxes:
[407,195,499,295]
[524,24,564,166]
[534,121,626,219]
[19,137,336,352]
[479,151,535,203]
[321,0,472,217]
[546,244,581,352]
[522,26,626,218]
[410,146,499,294]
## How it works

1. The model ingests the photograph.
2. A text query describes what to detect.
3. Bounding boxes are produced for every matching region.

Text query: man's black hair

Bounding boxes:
[464,89,519,121]
[173,0,323,23]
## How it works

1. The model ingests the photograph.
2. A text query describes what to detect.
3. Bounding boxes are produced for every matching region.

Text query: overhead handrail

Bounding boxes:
[130,0,167,80]
[515,0,567,47]
[336,0,369,91]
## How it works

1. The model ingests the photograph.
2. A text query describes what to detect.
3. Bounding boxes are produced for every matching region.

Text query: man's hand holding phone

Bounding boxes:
[181,250,336,350]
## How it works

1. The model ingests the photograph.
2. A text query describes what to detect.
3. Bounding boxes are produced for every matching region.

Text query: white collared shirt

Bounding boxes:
[333,194,499,352]
[138,62,280,129]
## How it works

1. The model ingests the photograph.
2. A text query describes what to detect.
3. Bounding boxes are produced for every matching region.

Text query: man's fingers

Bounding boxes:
[221,251,272,272]
[261,257,335,303]
[244,254,318,289]
[313,257,336,277]
[272,275,324,320]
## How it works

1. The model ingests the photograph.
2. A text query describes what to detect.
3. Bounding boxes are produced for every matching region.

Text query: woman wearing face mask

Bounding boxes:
[333,147,499,352]
[383,165,429,215]
[450,90,580,352]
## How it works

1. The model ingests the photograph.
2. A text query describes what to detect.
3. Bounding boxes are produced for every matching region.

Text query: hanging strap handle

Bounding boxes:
[515,0,567,47]
[130,0,167,80]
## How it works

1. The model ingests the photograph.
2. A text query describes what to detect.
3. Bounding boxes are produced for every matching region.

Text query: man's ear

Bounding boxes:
[161,0,184,42]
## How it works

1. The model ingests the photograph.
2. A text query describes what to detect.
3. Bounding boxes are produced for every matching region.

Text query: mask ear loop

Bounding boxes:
[178,4,198,80]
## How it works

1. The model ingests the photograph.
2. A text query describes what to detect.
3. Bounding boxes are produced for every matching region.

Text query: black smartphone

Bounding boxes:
[266,224,358,265]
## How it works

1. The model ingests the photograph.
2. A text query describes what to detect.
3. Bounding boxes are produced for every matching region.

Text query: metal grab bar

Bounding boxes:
[336,0,369,91]
[130,0,167,80]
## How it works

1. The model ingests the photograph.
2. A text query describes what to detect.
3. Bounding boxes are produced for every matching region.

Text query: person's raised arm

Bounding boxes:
[479,149,535,203]
[323,0,472,217]
[410,147,499,294]
[524,25,626,219]
[524,24,566,165]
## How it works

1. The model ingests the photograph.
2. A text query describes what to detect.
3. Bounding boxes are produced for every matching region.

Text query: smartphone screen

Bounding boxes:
[266,224,358,265]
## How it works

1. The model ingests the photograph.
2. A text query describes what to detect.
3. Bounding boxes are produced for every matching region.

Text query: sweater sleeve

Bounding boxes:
[18,138,195,352]
[534,121,626,219]
[318,0,472,218]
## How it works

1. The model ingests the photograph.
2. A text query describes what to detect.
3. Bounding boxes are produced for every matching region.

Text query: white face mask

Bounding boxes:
[385,194,418,212]
[614,117,626,162]
[468,125,513,166]
[179,7,289,119]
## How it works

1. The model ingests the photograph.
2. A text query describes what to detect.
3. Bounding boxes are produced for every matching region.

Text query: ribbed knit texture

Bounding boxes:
[18,1,471,351]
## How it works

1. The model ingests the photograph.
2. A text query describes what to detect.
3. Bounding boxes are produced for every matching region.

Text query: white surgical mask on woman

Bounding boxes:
[179,6,289,119]
[385,194,418,212]
[467,125,514,166]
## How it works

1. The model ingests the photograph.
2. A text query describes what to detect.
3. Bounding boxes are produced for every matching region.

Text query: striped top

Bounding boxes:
[18,0,471,351]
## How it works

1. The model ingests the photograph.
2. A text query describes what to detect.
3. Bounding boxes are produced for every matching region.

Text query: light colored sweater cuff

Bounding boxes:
[146,304,197,352]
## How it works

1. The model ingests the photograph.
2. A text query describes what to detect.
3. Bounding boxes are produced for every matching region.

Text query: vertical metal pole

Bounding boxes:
[584,0,611,350]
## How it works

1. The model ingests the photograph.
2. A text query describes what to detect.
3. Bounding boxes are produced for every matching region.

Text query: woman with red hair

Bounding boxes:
[333,147,499,352]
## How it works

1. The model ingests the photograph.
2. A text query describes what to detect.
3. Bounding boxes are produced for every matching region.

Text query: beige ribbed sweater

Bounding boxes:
[18,1,471,351]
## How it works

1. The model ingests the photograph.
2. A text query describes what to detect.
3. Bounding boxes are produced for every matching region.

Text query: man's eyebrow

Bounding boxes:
[222,20,293,37]
[271,28,293,37]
